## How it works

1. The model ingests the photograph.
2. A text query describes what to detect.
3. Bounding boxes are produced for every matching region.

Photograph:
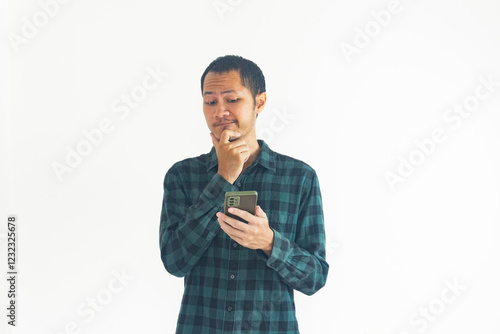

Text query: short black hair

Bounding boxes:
[200,55,266,100]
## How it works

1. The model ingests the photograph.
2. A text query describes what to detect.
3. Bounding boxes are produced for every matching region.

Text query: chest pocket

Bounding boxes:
[268,211,297,242]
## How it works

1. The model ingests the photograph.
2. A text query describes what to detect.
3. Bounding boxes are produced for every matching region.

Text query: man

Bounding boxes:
[159,55,328,333]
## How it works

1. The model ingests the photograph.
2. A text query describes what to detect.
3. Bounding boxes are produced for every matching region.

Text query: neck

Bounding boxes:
[242,135,260,171]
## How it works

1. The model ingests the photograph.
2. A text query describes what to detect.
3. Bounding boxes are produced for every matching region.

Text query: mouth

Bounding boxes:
[214,121,236,127]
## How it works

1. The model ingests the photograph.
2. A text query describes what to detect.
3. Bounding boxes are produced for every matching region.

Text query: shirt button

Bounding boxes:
[230,274,235,280]
[232,242,238,248]
[227,306,233,312]
[236,182,241,187]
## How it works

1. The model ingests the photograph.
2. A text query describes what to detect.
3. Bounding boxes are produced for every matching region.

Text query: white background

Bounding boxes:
[1,0,500,333]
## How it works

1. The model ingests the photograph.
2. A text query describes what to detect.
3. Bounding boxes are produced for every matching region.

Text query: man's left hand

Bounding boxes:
[216,205,274,257]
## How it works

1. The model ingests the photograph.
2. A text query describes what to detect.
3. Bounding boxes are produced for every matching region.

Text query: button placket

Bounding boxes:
[223,231,240,326]
[235,174,245,189]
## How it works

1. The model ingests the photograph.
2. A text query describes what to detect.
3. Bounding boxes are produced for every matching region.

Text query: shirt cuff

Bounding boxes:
[199,173,238,207]
[256,228,291,271]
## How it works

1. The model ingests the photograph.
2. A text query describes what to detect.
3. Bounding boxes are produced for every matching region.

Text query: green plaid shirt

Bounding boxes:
[159,140,328,333]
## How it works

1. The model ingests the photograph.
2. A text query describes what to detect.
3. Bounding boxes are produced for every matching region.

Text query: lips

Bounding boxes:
[215,121,236,127]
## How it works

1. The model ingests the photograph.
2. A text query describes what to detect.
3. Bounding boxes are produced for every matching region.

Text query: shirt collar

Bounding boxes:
[207,139,276,173]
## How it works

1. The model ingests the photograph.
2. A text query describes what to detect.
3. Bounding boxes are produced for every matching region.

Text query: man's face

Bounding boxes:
[202,70,263,141]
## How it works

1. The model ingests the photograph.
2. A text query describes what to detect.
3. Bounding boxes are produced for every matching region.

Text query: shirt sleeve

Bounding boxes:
[159,164,237,277]
[257,170,329,296]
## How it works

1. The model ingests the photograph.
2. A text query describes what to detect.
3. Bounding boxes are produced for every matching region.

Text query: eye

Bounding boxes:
[228,99,238,103]
[205,100,216,105]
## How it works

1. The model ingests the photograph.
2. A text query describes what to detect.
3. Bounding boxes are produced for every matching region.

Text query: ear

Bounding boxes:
[255,92,267,115]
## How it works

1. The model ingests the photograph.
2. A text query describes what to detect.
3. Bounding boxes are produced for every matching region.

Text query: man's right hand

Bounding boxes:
[210,130,250,184]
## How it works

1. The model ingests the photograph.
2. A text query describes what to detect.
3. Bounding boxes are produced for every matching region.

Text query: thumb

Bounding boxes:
[210,132,219,150]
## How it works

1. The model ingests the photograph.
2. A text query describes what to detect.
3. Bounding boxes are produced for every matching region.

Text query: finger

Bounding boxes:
[220,220,246,240]
[220,130,240,144]
[227,139,247,147]
[220,226,244,244]
[228,207,255,224]
[218,211,248,231]
[226,141,249,153]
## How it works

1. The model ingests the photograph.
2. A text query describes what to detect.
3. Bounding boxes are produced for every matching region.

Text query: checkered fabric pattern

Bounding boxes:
[159,140,329,333]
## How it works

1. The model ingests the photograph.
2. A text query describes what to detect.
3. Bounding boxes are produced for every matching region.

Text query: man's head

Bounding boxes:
[201,55,267,142]
[201,55,266,104]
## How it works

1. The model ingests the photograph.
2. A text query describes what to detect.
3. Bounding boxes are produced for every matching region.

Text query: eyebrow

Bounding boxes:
[203,90,236,96]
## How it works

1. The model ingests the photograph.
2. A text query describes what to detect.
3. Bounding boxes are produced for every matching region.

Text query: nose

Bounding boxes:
[214,100,229,118]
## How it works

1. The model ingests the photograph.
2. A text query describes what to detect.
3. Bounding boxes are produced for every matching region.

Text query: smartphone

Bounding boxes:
[224,191,258,223]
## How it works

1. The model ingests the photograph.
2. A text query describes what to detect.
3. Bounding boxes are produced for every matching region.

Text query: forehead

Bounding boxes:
[203,70,248,95]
